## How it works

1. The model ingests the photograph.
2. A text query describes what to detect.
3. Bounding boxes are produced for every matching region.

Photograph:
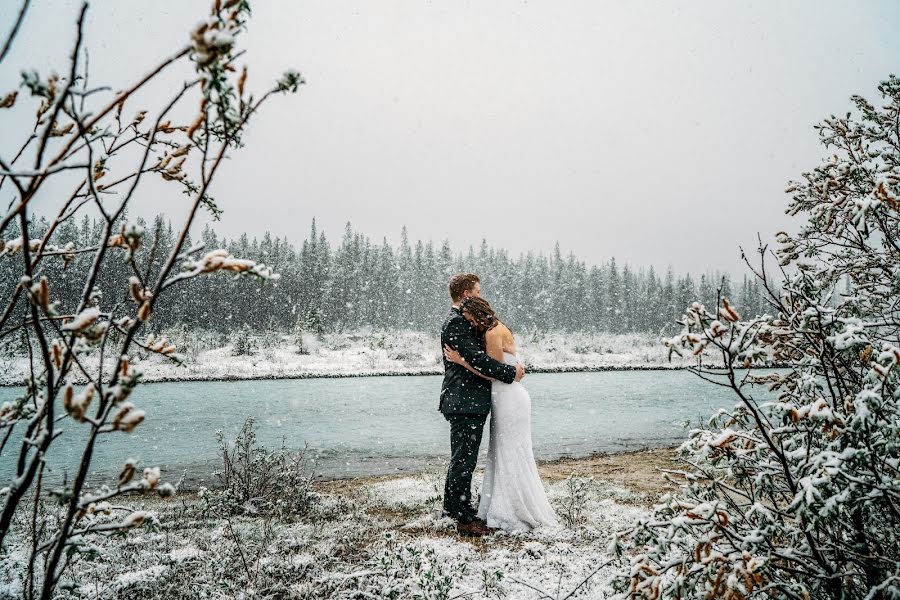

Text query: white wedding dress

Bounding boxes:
[477,352,559,531]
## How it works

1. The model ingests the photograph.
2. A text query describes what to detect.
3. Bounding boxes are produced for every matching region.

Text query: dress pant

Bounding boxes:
[442,412,488,522]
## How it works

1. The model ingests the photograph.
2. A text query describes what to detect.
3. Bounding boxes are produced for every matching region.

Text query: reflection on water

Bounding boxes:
[0,370,769,486]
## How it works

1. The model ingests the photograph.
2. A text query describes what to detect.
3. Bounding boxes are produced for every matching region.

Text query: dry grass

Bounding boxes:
[539,447,680,499]
[321,446,679,504]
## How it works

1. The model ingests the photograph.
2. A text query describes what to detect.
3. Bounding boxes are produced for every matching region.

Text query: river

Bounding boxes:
[0,370,763,487]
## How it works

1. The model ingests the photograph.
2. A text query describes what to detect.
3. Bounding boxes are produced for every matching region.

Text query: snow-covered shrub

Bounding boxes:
[573,343,599,354]
[293,316,311,355]
[348,532,468,600]
[231,324,255,356]
[321,331,352,351]
[0,2,300,596]
[304,306,326,335]
[560,475,596,528]
[613,76,900,599]
[207,418,316,518]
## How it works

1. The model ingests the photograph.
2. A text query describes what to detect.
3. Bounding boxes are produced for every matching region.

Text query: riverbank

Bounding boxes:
[0,329,726,386]
[71,363,698,387]
[320,446,681,500]
[0,447,681,599]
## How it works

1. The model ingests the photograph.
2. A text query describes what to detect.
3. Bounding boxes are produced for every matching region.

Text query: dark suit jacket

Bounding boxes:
[439,307,517,414]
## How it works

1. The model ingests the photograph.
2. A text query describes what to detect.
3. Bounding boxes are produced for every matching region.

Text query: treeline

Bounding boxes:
[0,215,771,336]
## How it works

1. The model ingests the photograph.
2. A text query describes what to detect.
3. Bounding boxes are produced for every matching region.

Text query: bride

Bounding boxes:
[443,297,558,532]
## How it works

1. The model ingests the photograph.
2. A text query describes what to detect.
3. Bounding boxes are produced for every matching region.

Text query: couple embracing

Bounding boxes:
[439,273,558,537]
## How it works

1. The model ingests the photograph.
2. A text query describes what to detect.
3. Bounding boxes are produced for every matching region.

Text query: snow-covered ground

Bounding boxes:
[0,449,677,599]
[0,329,703,385]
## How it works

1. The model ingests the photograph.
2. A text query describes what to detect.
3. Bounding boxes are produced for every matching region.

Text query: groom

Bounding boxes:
[439,273,525,537]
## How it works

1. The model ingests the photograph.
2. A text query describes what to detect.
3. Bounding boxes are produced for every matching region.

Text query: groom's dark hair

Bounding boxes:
[448,273,480,302]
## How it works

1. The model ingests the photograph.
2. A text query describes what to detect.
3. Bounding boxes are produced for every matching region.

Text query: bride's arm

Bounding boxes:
[443,345,494,381]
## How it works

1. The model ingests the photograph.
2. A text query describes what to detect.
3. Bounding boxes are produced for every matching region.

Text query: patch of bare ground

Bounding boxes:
[539,446,681,502]
[318,446,681,511]
[146,447,681,513]
[319,447,679,496]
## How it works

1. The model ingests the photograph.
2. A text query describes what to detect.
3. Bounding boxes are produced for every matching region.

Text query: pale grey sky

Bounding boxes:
[2,1,898,274]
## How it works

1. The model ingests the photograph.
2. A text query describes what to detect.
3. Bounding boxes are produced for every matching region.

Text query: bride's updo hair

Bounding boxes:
[460,297,498,331]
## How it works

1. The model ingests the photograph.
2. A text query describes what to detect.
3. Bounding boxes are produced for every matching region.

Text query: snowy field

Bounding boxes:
[0,449,678,599]
[0,329,706,385]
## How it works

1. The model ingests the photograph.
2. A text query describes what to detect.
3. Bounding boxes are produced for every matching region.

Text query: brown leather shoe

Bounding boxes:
[456,520,491,537]
[470,517,499,533]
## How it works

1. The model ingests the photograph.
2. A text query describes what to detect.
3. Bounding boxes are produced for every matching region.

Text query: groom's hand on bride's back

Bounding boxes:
[515,363,525,382]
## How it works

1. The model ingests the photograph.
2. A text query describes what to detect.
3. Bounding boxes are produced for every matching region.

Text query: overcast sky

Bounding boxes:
[2,1,899,275]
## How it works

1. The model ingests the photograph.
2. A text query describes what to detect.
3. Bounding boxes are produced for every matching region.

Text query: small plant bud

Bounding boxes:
[157,482,176,498]
[238,65,248,96]
[28,276,51,313]
[142,466,161,488]
[0,91,17,109]
[874,180,899,209]
[187,112,205,140]
[112,402,145,432]
[50,340,62,369]
[171,144,191,158]
[62,384,75,417]
[107,234,128,249]
[137,300,152,322]
[128,276,150,304]
[60,242,76,268]
[157,120,177,134]
[720,297,740,323]
[109,381,136,404]
[62,384,93,422]
[122,511,148,528]
[860,344,873,363]
[121,222,144,252]
[92,158,107,181]
[49,122,74,137]
[118,458,137,486]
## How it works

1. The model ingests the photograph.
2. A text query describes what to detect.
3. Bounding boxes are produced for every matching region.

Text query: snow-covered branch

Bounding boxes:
[0,1,301,597]
[614,75,900,600]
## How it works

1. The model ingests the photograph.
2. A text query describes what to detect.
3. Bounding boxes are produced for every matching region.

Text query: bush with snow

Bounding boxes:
[0,1,299,597]
[205,417,317,518]
[231,324,256,356]
[613,76,900,599]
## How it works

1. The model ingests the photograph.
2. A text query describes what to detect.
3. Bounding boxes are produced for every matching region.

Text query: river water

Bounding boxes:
[0,370,763,487]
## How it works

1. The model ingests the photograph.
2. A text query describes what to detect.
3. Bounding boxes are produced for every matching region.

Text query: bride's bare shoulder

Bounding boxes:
[486,321,510,337]
[489,321,516,351]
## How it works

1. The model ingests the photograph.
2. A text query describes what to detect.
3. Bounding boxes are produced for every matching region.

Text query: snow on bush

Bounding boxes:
[0,1,300,597]
[613,76,900,599]
[204,417,316,518]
